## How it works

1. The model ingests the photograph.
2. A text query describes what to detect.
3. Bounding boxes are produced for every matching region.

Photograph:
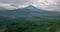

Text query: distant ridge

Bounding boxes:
[0,5,60,18]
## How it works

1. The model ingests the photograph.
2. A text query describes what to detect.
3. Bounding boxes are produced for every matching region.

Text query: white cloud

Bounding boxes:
[0,0,60,11]
[33,0,60,11]
[0,3,17,10]
[18,5,28,8]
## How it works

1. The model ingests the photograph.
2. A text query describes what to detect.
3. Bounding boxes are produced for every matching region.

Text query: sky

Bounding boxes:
[0,0,60,11]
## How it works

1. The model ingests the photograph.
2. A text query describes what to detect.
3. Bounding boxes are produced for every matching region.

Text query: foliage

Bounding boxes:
[0,17,60,32]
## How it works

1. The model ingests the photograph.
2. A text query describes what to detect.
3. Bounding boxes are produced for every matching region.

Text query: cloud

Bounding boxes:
[33,0,60,11]
[0,0,60,11]
[18,5,28,8]
[0,3,17,10]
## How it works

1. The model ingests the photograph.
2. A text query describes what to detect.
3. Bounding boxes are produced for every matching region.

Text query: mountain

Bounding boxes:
[0,5,60,18]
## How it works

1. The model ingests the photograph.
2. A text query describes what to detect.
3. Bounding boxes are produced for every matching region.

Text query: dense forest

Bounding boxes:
[0,16,60,32]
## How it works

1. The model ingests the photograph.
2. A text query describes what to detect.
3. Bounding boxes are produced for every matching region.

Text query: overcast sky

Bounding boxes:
[0,0,60,11]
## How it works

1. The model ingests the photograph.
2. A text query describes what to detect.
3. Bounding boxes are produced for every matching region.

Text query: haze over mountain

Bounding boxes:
[0,5,60,18]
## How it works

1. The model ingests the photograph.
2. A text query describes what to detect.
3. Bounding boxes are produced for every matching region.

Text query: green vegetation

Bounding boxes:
[0,17,60,32]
